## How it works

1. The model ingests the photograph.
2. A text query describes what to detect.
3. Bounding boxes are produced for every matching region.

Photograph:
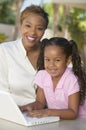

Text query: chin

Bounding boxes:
[27,43,36,47]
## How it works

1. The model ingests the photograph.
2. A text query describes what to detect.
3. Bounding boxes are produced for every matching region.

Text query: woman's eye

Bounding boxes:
[26,25,31,27]
[44,59,50,61]
[37,27,44,30]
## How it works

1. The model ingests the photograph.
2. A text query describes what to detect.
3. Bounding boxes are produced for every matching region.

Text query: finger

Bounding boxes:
[19,107,25,112]
[19,106,27,112]
[28,110,41,117]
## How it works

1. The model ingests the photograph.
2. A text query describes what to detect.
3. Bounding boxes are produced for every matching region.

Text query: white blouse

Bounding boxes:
[0,38,37,106]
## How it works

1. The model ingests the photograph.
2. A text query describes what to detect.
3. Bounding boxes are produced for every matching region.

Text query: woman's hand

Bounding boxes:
[19,103,33,112]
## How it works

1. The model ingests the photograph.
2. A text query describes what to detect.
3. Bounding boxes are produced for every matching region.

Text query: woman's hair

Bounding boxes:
[37,37,86,104]
[20,4,49,29]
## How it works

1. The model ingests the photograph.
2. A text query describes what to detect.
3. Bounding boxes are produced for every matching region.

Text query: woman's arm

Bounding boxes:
[0,46,10,91]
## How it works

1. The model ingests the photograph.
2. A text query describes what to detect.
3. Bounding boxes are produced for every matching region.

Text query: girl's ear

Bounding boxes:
[67,56,72,66]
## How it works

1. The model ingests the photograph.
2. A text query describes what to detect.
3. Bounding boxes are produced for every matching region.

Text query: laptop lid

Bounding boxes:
[0,91,28,126]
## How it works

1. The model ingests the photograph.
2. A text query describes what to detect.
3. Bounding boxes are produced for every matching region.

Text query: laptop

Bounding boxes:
[0,91,60,126]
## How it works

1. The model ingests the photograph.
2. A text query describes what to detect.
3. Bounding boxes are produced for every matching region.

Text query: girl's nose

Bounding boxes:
[49,61,54,66]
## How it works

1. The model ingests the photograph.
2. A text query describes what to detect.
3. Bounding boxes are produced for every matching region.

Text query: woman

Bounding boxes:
[0,5,49,106]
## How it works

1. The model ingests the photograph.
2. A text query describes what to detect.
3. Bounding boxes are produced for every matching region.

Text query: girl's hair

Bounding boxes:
[37,37,86,104]
[20,4,49,29]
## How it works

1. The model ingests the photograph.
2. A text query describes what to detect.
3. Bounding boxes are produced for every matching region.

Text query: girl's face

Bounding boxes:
[20,13,46,51]
[44,45,71,79]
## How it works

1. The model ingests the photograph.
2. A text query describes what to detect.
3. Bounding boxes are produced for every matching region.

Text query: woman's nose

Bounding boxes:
[30,27,36,35]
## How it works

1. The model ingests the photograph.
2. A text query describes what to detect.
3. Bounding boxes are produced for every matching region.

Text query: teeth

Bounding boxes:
[27,36,35,41]
[50,69,56,72]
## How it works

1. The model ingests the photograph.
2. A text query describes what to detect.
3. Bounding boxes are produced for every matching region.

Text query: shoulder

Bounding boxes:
[35,70,50,83]
[0,38,22,54]
[34,70,51,88]
[63,68,80,95]
[64,68,78,81]
[0,39,18,50]
[36,70,49,77]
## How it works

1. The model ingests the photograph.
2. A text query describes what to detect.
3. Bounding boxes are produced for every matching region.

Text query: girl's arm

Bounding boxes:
[28,92,80,119]
[20,87,46,112]
[48,92,80,119]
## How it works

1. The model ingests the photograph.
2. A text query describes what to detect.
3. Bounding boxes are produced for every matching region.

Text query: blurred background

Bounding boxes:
[0,0,86,65]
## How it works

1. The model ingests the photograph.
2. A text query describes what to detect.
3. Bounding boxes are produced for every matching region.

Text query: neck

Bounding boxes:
[22,38,40,53]
[29,45,40,54]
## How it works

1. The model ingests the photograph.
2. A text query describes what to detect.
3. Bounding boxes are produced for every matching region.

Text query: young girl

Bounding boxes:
[20,37,86,119]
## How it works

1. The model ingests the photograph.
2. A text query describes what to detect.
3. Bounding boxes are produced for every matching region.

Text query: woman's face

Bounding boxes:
[20,13,46,51]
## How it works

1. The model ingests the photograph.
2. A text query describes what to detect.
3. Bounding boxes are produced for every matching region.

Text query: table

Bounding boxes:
[0,118,86,130]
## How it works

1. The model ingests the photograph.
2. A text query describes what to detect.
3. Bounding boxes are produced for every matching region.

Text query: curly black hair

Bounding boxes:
[37,37,86,105]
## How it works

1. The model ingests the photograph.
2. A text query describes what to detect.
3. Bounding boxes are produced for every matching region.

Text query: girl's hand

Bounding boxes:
[19,101,45,113]
[28,109,50,118]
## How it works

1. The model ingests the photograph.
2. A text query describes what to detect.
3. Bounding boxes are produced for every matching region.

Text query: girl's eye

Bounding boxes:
[26,24,31,27]
[55,59,61,63]
[56,59,60,62]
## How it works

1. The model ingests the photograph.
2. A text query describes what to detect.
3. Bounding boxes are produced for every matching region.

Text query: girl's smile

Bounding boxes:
[44,45,69,79]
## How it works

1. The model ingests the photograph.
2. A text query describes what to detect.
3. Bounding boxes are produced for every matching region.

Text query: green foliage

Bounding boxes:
[58,7,86,50]
[0,33,8,43]
[0,0,16,24]
[43,3,54,28]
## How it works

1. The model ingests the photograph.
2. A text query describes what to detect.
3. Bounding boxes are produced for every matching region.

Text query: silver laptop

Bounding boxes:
[0,91,60,126]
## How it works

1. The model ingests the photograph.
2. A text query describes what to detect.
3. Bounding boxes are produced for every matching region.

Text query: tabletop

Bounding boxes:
[0,118,86,130]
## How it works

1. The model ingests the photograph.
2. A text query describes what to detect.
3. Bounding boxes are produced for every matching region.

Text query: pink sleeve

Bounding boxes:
[68,79,80,96]
[34,71,44,88]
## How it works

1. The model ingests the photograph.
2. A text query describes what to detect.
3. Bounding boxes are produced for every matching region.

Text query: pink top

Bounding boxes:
[34,68,86,119]
[34,68,80,109]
